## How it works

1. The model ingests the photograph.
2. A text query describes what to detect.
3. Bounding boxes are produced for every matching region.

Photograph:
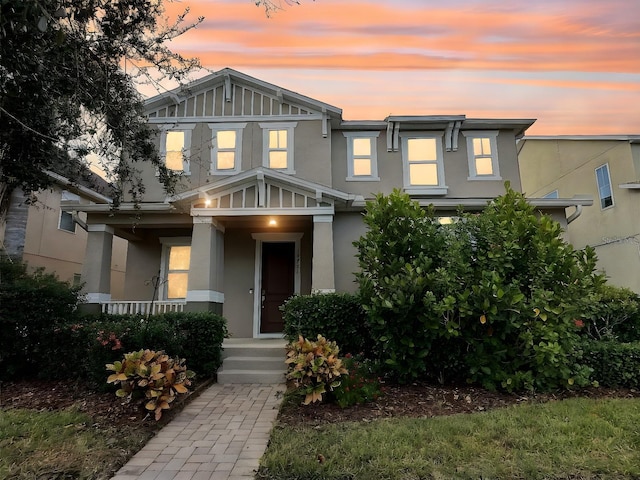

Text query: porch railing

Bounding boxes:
[100,301,186,315]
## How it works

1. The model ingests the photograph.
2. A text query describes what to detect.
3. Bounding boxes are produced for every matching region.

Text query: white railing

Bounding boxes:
[101,301,186,315]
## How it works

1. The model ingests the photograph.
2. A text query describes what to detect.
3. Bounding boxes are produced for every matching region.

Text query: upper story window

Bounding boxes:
[595,164,614,209]
[59,210,76,233]
[463,131,501,180]
[208,123,247,175]
[160,239,192,300]
[344,132,380,181]
[159,124,196,175]
[543,190,559,199]
[401,133,446,195]
[259,122,297,174]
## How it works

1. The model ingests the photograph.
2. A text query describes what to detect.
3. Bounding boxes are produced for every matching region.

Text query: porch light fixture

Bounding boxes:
[204,199,212,207]
[268,218,277,226]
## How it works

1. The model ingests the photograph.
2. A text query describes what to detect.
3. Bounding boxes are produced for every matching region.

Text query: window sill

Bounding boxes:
[467,175,502,181]
[210,169,241,176]
[346,176,380,182]
[404,186,448,196]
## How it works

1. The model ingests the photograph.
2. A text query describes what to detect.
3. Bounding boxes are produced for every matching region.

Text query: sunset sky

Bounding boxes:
[148,0,640,135]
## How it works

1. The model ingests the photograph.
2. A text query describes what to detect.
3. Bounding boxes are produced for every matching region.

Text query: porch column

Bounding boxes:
[185,217,224,314]
[80,224,113,313]
[312,215,335,293]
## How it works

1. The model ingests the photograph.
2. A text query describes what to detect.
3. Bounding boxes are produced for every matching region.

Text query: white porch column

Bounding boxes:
[312,214,336,293]
[186,217,225,312]
[82,224,114,306]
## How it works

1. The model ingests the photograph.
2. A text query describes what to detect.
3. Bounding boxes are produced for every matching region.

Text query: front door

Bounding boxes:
[260,242,295,333]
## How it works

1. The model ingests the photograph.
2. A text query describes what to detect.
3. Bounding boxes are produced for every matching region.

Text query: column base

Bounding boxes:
[184,302,223,315]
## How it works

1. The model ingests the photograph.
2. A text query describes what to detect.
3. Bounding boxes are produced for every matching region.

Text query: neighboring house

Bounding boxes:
[70,68,591,338]
[0,172,128,298]
[518,135,640,293]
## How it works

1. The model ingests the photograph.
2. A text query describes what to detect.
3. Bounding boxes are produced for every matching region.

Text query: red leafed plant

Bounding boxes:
[107,349,195,420]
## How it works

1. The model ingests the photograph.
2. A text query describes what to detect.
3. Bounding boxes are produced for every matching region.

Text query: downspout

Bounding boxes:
[567,204,583,224]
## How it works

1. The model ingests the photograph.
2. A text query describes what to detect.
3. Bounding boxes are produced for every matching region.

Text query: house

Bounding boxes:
[518,136,640,293]
[69,68,593,339]
[0,171,128,298]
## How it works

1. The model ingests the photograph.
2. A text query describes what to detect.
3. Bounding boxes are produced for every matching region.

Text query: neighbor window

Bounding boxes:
[260,122,297,173]
[543,190,559,199]
[209,123,246,175]
[595,164,614,209]
[344,132,380,181]
[401,134,446,194]
[463,131,501,180]
[159,124,196,174]
[59,210,76,233]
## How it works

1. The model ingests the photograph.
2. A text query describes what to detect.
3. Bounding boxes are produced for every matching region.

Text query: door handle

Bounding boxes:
[261,290,266,308]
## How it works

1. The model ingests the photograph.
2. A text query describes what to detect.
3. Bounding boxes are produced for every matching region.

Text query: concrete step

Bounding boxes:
[222,338,287,359]
[222,356,286,371]
[217,368,286,384]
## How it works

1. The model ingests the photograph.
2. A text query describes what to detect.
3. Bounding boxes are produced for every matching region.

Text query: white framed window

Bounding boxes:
[259,122,297,174]
[463,131,501,180]
[159,237,192,300]
[59,210,76,233]
[543,190,559,199]
[400,133,447,195]
[158,124,196,175]
[208,122,247,175]
[595,164,614,209]
[343,132,380,181]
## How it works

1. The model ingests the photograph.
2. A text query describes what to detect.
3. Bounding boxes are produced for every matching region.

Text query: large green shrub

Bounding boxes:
[281,293,370,355]
[581,339,640,388]
[0,259,82,379]
[354,186,603,390]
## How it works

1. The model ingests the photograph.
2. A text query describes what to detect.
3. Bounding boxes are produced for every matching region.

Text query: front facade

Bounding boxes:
[519,136,640,293]
[71,68,590,338]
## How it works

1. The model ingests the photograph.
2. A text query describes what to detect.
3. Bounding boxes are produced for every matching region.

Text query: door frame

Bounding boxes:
[251,232,303,338]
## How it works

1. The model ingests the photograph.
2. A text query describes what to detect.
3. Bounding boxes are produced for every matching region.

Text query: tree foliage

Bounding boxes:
[0,0,203,213]
[355,186,604,391]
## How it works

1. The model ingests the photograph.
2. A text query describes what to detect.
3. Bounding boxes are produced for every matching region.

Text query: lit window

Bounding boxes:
[463,131,501,180]
[59,210,76,233]
[260,122,297,174]
[159,124,195,175]
[209,123,246,175]
[344,132,380,181]
[166,245,191,299]
[595,164,614,209]
[401,134,446,194]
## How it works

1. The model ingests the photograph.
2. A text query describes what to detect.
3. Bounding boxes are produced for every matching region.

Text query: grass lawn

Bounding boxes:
[259,397,640,479]
[0,408,152,479]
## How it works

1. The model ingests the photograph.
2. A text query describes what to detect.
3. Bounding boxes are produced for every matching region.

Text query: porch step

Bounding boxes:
[218,338,288,384]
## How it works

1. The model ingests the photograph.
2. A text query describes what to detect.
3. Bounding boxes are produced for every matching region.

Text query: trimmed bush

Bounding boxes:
[581,339,640,388]
[580,285,640,342]
[281,293,371,356]
[0,259,82,379]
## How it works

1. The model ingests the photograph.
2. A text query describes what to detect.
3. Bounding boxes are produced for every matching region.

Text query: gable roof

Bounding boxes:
[144,68,343,120]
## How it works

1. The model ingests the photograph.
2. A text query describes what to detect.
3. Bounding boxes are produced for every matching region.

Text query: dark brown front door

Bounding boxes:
[260,242,295,333]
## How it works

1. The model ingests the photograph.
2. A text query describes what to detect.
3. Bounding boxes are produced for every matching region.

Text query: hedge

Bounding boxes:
[581,339,640,389]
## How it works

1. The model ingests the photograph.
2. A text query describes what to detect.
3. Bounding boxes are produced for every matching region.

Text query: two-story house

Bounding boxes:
[69,68,592,339]
[519,136,640,293]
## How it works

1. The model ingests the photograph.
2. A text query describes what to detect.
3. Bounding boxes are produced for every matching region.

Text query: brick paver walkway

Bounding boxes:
[111,383,284,480]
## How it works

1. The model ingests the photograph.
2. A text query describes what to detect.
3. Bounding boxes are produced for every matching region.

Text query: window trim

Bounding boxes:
[595,163,614,210]
[259,122,297,174]
[159,237,192,300]
[462,130,501,181]
[208,122,247,175]
[343,132,380,181]
[158,124,196,175]
[400,132,447,195]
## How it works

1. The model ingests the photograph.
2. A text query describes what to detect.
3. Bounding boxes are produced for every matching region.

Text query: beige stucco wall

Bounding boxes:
[519,139,640,292]
[18,187,127,298]
[333,212,367,293]
[331,129,522,200]
[123,238,163,301]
